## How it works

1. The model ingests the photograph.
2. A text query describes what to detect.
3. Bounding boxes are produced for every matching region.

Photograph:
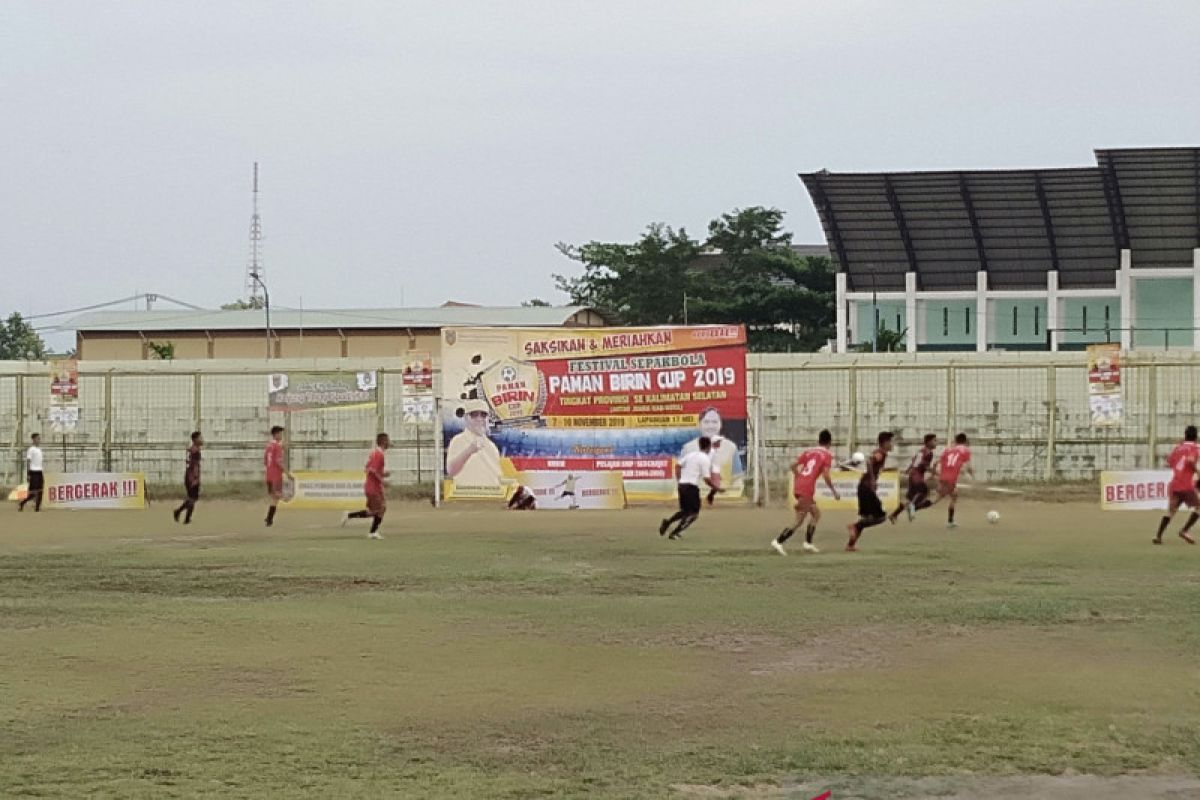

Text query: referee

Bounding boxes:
[18,433,44,512]
[658,436,720,539]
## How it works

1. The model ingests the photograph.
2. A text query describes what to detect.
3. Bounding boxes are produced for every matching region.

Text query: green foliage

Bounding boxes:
[855,324,908,353]
[555,208,835,351]
[147,341,175,360]
[0,312,48,360]
[521,298,552,307]
[221,298,264,310]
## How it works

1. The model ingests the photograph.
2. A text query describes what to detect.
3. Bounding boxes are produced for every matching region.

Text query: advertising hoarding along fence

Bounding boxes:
[42,472,146,510]
[789,469,901,510]
[1087,344,1123,427]
[1099,470,1170,510]
[440,326,747,501]
[267,371,378,412]
[280,471,367,510]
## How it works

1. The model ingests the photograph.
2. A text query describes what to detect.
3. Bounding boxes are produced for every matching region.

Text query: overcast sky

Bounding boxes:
[3,1,1198,346]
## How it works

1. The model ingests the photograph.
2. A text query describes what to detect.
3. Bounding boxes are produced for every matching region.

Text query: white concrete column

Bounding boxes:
[1046,270,1059,352]
[905,272,917,353]
[835,272,848,353]
[975,271,988,352]
[1119,249,1133,351]
[1193,249,1200,352]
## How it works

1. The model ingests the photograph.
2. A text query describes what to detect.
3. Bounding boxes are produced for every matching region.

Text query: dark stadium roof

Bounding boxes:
[800,147,1200,292]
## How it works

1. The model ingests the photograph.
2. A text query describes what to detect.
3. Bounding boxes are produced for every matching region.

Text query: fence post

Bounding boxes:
[1045,364,1057,480]
[14,374,25,480]
[1147,361,1158,467]
[192,373,202,433]
[946,364,956,438]
[848,364,858,454]
[376,368,386,434]
[103,372,113,471]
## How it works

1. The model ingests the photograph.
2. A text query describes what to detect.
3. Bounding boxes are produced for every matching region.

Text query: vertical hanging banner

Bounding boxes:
[267,371,378,412]
[440,326,747,501]
[1086,343,1123,427]
[401,351,435,424]
[49,359,80,432]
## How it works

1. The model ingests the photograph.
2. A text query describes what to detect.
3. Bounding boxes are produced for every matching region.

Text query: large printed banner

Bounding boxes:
[49,359,80,433]
[1087,344,1123,427]
[1100,470,1170,510]
[43,472,145,510]
[280,471,365,510]
[789,469,901,510]
[441,326,747,501]
[268,371,378,412]
[498,471,627,510]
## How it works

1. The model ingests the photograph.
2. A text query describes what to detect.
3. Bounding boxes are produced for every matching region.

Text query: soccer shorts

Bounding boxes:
[906,480,929,501]
[793,493,816,514]
[678,484,702,515]
[266,477,283,497]
[185,482,200,501]
[27,470,44,493]
[366,491,387,515]
[1171,489,1200,509]
[939,480,958,497]
[857,482,884,518]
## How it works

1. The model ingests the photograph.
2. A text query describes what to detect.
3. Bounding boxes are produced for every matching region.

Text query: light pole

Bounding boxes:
[251,273,272,359]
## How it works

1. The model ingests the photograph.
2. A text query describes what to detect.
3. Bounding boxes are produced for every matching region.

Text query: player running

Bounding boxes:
[889,433,937,523]
[264,425,286,527]
[172,432,203,525]
[342,433,391,539]
[846,431,893,551]
[1154,425,1200,545]
[555,474,580,509]
[659,436,720,540]
[772,429,840,555]
[936,433,974,529]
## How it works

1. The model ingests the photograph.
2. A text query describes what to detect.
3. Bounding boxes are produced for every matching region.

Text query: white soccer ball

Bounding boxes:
[849,451,866,467]
[987,510,1001,524]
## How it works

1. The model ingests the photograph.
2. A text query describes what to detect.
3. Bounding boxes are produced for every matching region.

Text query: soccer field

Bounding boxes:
[2,499,1198,799]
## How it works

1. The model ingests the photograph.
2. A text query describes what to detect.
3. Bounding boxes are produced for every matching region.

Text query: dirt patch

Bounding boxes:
[784,773,1200,799]
[749,624,972,676]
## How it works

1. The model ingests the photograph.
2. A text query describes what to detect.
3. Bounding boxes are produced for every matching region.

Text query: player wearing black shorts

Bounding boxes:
[847,431,893,551]
[172,431,203,525]
[889,433,936,523]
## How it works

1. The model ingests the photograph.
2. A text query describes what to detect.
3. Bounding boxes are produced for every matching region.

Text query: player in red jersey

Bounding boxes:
[343,433,391,539]
[936,433,974,529]
[846,431,893,551]
[1154,425,1200,545]
[772,429,840,555]
[263,425,287,527]
[889,433,937,523]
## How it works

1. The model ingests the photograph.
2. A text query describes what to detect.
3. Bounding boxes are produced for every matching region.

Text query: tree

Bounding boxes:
[0,312,48,360]
[522,298,552,307]
[147,341,175,360]
[553,207,836,351]
[554,223,701,325]
[221,298,264,310]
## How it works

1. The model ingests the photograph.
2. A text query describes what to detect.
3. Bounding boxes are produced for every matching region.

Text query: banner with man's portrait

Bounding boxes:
[440,326,747,501]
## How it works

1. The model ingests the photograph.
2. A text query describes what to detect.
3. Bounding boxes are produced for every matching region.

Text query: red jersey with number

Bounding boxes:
[938,445,971,483]
[908,446,935,484]
[264,440,284,482]
[365,448,386,495]
[1167,441,1200,493]
[793,447,833,499]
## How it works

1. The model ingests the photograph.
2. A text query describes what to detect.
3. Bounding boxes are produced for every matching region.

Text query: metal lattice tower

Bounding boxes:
[245,162,265,303]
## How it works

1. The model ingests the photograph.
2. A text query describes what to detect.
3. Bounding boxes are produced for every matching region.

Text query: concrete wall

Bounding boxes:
[78,329,443,361]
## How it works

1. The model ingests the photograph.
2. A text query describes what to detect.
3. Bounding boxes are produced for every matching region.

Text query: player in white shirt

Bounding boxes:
[658,436,721,540]
[18,433,44,512]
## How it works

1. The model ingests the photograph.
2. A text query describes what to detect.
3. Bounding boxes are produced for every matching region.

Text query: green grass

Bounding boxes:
[1,498,1198,798]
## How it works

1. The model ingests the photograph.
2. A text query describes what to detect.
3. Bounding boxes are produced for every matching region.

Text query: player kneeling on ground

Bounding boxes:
[343,432,390,539]
[508,484,537,510]
[773,429,839,555]
[659,436,720,540]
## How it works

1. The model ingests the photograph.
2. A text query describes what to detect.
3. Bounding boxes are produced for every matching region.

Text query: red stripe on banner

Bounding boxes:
[510,457,673,479]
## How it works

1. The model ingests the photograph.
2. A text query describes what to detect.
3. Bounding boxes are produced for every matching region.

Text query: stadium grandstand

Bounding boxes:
[801,147,1200,352]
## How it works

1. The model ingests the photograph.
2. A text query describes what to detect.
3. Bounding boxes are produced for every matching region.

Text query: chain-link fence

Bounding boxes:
[5,353,1200,492]
[1,359,439,490]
